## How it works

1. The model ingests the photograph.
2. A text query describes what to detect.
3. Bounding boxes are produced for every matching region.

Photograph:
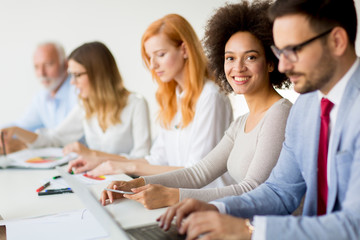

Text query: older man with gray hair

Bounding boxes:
[13,42,77,132]
[2,42,77,152]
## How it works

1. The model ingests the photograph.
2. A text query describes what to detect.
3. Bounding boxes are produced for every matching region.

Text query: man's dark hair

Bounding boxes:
[269,0,357,47]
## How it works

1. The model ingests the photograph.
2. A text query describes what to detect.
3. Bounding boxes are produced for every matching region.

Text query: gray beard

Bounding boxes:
[40,74,65,92]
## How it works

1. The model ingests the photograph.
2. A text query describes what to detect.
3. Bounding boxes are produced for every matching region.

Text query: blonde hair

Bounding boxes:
[141,14,211,129]
[68,41,130,130]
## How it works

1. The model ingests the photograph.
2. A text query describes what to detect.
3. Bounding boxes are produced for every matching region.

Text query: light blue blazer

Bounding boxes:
[219,61,360,239]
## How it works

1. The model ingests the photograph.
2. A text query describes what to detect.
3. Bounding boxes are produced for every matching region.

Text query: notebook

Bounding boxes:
[56,167,185,240]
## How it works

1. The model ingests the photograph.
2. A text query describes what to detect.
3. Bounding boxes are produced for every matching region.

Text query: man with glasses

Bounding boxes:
[157,0,360,239]
[1,42,77,152]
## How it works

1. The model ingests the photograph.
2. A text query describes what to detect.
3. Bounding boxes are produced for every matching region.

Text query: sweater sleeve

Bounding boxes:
[144,99,291,203]
[179,100,292,202]
[142,120,237,187]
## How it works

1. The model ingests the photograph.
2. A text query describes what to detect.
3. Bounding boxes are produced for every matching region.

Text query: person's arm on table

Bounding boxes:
[87,158,183,176]
[66,143,132,173]
[1,127,38,147]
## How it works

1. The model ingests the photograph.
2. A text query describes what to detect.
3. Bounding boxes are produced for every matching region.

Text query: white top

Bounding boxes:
[29,93,152,158]
[145,81,235,187]
[144,99,292,202]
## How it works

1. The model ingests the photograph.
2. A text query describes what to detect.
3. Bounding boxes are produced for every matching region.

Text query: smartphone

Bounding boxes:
[104,188,134,195]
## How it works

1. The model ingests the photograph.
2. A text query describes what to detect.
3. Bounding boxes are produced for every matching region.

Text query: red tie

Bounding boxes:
[317,98,334,215]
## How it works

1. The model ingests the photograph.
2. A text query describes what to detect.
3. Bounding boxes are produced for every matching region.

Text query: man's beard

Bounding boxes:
[39,74,64,92]
[285,47,336,94]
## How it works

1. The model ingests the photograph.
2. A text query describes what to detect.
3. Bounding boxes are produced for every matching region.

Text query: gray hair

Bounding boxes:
[36,41,66,67]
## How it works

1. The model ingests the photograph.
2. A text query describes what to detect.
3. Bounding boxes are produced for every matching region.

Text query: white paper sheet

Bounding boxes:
[38,173,119,191]
[0,209,109,240]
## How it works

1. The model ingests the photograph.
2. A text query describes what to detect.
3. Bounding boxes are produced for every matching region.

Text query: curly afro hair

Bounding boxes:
[203,0,290,93]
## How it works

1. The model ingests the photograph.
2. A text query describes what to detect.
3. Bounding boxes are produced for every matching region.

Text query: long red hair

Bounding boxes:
[141,14,212,129]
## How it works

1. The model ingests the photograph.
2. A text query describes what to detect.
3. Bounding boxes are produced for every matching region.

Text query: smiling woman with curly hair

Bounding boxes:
[204,0,290,93]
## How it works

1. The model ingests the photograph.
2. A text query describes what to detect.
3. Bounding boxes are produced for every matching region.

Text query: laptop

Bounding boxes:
[56,167,185,240]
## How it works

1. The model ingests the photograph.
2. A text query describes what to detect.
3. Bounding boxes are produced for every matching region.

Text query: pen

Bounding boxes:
[52,175,62,179]
[36,181,51,192]
[1,132,6,156]
[45,188,71,192]
[38,189,73,196]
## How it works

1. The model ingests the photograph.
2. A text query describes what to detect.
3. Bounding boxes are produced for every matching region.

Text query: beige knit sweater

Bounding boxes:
[143,98,292,202]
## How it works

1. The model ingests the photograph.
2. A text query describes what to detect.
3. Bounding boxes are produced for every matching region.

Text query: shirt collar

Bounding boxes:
[46,75,71,101]
[318,58,359,105]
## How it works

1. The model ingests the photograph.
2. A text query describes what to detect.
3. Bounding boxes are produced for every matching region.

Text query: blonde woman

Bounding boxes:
[1,41,151,160]
[69,14,234,188]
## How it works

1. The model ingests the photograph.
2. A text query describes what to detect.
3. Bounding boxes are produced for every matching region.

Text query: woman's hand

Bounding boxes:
[63,142,91,156]
[124,184,179,209]
[65,142,108,174]
[0,127,37,147]
[1,127,17,142]
[100,178,145,205]
[67,155,104,174]
[87,159,135,176]
[0,138,27,154]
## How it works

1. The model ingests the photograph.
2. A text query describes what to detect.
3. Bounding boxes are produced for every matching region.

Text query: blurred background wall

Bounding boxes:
[0,0,359,137]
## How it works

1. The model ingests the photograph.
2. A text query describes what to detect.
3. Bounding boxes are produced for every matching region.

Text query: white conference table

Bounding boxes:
[0,167,166,239]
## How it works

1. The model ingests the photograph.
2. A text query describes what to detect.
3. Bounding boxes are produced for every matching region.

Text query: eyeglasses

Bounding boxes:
[69,72,87,81]
[271,28,333,63]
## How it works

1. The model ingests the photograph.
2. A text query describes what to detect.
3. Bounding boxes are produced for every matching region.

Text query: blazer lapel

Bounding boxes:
[327,62,360,212]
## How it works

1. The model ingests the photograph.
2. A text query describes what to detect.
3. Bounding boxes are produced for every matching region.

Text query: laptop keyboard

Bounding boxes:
[126,223,186,240]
